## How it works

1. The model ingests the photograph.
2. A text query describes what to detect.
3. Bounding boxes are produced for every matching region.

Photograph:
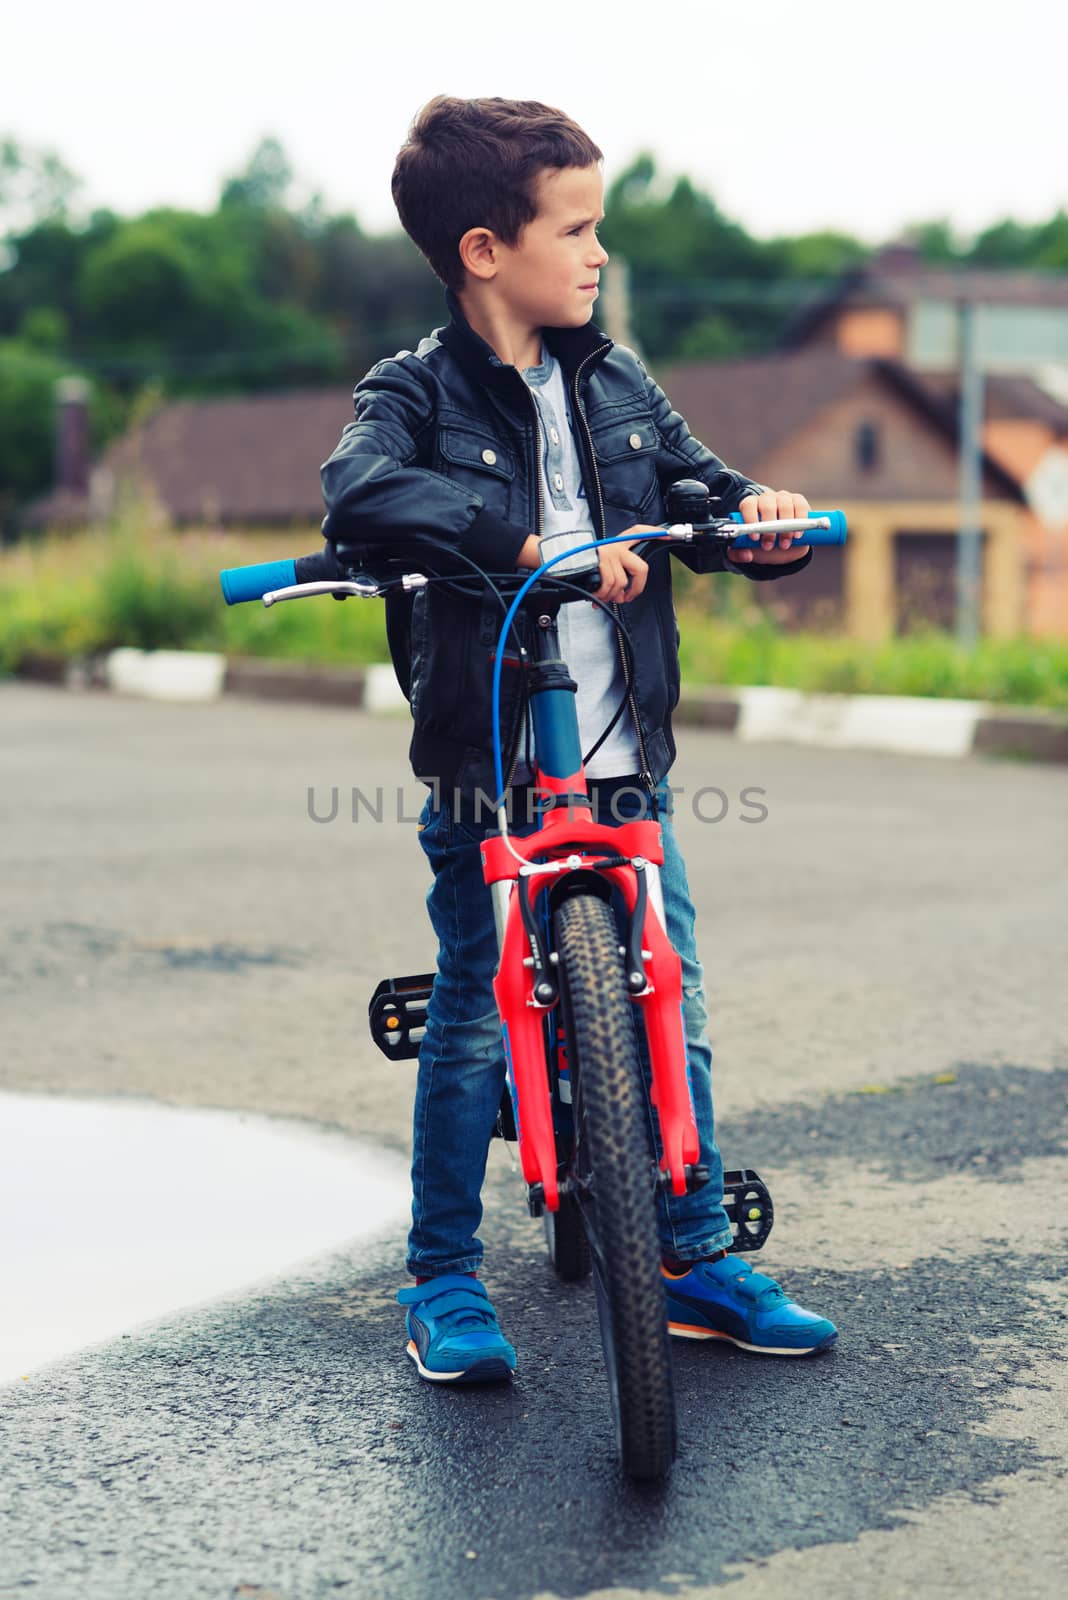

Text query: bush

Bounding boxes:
[674,607,1068,710]
[93,525,219,650]
[0,517,388,671]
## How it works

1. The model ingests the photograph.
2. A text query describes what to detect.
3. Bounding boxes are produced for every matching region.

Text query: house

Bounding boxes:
[775,244,1068,635]
[657,349,1029,638]
[24,387,351,533]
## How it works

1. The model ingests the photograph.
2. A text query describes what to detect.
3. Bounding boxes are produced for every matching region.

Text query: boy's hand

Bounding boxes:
[593,525,660,603]
[518,526,657,602]
[727,490,811,565]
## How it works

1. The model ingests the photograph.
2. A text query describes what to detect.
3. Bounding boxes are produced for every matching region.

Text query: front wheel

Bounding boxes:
[552,889,677,1481]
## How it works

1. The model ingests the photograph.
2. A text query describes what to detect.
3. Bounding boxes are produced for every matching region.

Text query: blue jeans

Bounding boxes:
[408,777,735,1277]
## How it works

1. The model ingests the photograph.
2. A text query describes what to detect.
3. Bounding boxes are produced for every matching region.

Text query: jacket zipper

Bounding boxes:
[571,354,655,796]
[500,389,545,795]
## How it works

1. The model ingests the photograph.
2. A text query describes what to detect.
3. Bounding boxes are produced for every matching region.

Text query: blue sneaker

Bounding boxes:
[397,1276,517,1383]
[663,1255,837,1355]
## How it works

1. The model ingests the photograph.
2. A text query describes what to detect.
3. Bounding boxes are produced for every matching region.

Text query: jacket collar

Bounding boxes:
[439,289,612,408]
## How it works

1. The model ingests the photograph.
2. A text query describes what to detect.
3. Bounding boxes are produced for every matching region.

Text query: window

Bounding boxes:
[855,421,880,472]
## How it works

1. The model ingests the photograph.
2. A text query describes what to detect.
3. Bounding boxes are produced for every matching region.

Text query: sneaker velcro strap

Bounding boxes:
[397,1275,491,1309]
[731,1268,785,1305]
[420,1292,498,1328]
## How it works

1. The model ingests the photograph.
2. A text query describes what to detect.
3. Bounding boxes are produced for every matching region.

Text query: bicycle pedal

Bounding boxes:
[722,1169,774,1253]
[368,973,435,1060]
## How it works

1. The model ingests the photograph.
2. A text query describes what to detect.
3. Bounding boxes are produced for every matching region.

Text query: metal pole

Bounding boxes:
[956,299,984,647]
[599,257,637,354]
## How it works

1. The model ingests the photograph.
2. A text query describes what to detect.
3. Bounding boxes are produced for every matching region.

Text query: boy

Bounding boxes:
[321,96,837,1382]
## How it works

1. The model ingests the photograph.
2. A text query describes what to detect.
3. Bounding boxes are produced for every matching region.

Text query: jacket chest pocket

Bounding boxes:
[588,416,659,516]
[438,426,517,516]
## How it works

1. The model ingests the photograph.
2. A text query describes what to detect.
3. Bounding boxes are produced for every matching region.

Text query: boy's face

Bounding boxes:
[491,164,608,330]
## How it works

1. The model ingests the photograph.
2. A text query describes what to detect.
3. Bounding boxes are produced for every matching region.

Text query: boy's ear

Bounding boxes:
[458,226,500,282]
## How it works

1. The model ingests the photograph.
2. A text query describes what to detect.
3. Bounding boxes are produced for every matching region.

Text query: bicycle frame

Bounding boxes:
[481,604,701,1217]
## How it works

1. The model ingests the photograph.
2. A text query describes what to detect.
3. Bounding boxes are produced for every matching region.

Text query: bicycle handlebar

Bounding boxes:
[218,509,848,607]
[727,508,847,545]
[219,551,337,606]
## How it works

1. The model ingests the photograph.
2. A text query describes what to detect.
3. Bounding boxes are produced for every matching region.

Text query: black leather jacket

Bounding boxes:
[320,292,811,795]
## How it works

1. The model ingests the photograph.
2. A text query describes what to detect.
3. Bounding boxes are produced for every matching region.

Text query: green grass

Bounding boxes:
[216,577,388,665]
[3,524,1067,710]
[0,520,388,673]
[675,605,1068,709]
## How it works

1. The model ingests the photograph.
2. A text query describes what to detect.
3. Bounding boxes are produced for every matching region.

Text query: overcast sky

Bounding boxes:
[6,0,1067,245]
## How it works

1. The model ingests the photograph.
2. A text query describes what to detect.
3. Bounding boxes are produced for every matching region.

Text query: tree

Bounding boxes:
[219,136,293,212]
[0,341,72,520]
[1032,212,1068,270]
[0,136,81,241]
[968,216,1045,268]
[601,155,827,361]
[0,219,89,339]
[779,230,869,278]
[78,218,205,344]
[72,207,343,390]
[905,219,965,264]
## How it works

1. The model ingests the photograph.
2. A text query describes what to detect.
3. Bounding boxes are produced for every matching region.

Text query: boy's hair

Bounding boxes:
[392,95,603,292]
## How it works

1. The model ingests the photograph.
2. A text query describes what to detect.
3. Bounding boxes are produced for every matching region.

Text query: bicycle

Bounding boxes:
[220,481,847,1479]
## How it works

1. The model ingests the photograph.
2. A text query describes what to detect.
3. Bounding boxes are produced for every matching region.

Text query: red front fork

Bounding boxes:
[483,776,700,1212]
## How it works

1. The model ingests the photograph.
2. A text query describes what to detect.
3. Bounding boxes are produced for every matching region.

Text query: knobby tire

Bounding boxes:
[552,889,677,1481]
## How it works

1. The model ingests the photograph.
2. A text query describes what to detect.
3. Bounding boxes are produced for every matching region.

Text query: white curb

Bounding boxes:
[362,662,409,715]
[835,694,982,758]
[736,686,982,758]
[22,651,1064,762]
[105,649,227,702]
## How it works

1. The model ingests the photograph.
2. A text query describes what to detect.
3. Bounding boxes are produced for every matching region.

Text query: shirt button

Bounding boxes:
[629,432,642,450]
[550,427,560,445]
[553,473,564,491]
[481,448,497,465]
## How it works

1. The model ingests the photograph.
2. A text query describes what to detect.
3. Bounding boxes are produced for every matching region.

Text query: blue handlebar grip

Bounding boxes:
[219,558,298,605]
[728,509,847,546]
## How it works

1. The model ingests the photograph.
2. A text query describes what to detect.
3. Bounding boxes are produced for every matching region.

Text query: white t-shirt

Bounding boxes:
[517,349,641,780]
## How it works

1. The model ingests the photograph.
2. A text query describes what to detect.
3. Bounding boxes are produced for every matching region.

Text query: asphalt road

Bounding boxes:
[2,682,1066,1600]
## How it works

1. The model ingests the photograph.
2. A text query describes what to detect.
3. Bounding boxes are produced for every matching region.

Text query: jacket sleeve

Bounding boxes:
[642,363,812,583]
[320,355,532,570]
